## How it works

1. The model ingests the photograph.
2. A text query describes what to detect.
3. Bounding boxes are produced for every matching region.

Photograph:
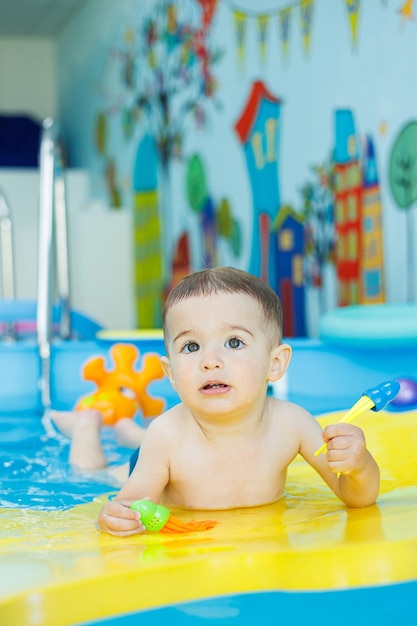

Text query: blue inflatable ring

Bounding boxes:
[319,303,417,348]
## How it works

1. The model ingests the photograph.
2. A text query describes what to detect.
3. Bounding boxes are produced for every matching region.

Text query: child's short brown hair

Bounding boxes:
[163,267,283,344]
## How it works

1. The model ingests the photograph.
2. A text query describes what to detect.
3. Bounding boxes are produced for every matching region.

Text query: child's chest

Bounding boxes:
[168,433,296,505]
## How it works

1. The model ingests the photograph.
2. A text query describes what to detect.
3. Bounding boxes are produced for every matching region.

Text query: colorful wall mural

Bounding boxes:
[55,0,417,334]
[132,134,163,328]
[92,0,223,325]
[388,120,417,304]
[234,80,281,286]
[333,109,385,307]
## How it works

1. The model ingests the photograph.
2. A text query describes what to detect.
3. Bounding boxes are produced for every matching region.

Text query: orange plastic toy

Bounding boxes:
[75,343,166,426]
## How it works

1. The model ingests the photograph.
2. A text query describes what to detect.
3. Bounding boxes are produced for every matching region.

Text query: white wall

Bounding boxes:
[0,169,135,329]
[0,37,56,119]
[0,35,136,330]
[69,197,136,329]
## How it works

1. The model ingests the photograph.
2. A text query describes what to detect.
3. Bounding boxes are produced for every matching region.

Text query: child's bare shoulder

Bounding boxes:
[267,397,317,434]
[268,396,312,419]
[144,403,187,437]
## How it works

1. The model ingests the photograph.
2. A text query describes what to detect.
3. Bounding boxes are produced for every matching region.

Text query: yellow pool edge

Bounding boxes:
[2,533,417,626]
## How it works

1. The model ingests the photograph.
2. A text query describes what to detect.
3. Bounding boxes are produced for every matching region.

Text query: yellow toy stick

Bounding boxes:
[314,380,401,457]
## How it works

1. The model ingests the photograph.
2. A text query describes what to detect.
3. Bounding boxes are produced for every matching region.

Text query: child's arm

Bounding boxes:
[298,411,380,508]
[97,420,170,536]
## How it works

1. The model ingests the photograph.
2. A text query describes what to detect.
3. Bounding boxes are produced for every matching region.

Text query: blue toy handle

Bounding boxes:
[363,380,401,412]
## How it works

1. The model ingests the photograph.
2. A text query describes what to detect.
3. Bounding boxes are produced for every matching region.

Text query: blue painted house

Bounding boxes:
[273,205,306,337]
[234,80,282,287]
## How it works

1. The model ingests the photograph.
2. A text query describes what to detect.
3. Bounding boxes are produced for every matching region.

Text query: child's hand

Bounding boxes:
[97,499,147,536]
[321,423,368,476]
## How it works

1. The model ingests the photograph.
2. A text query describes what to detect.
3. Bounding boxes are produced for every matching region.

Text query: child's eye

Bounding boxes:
[226,337,243,349]
[182,341,199,353]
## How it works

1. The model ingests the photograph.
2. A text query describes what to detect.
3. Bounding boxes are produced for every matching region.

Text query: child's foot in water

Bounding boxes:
[114,417,146,449]
[51,409,107,469]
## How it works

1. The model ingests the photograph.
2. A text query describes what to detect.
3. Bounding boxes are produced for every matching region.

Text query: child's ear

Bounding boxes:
[268,343,292,382]
[160,356,176,390]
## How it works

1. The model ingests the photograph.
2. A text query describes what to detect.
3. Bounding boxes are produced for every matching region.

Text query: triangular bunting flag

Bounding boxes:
[398,0,415,25]
[278,7,292,61]
[345,0,360,49]
[300,0,314,56]
[257,14,270,65]
[233,10,247,68]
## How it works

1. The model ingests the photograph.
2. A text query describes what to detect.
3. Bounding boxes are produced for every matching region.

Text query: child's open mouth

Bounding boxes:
[201,382,230,393]
[204,383,226,389]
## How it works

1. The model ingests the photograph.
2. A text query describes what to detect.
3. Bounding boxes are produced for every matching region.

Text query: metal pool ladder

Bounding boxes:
[0,187,16,340]
[37,117,72,409]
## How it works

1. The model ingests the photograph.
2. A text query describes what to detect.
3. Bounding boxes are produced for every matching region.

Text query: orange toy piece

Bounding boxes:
[75,343,165,426]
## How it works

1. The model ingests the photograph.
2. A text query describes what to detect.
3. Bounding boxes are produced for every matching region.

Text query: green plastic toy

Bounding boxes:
[129,499,217,534]
[130,499,170,532]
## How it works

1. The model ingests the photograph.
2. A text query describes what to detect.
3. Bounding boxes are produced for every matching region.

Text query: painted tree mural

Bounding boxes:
[388,120,417,303]
[97,0,222,285]
[300,162,336,314]
[120,0,222,284]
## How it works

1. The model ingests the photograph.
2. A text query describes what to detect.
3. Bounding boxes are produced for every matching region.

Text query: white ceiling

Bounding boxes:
[0,0,87,37]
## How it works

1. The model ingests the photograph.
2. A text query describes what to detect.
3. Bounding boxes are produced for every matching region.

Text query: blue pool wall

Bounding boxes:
[1,335,416,417]
[83,584,417,626]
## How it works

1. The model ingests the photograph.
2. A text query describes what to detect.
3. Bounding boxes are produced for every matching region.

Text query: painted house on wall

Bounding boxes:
[133,134,163,328]
[234,80,281,287]
[273,205,306,337]
[360,135,385,303]
[333,110,386,307]
[333,109,362,306]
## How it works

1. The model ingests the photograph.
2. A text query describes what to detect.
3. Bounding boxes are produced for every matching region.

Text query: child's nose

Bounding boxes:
[200,348,222,370]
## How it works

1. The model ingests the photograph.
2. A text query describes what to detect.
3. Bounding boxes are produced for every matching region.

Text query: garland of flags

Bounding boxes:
[220,0,362,67]
[219,0,417,66]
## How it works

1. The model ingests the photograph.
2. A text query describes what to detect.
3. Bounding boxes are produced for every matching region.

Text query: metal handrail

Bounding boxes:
[36,117,72,409]
[54,141,71,340]
[0,187,16,340]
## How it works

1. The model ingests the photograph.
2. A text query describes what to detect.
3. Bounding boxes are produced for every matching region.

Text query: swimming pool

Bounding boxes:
[1,335,417,625]
[0,412,122,510]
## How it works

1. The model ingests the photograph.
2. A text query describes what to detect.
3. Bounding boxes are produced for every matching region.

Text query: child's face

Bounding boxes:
[161,292,287,420]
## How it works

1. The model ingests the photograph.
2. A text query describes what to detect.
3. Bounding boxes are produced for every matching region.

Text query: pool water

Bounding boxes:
[0,413,128,510]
